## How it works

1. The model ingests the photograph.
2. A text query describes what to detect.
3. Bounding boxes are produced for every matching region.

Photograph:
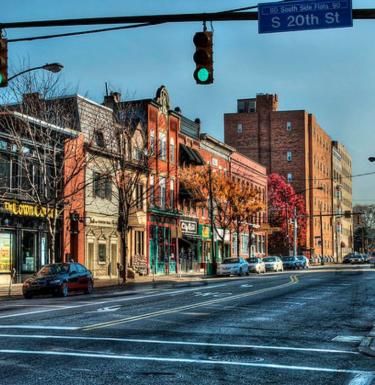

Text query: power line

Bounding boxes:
[8,22,162,43]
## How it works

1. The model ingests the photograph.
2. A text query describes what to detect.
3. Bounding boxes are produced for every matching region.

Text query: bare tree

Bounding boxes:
[0,71,95,264]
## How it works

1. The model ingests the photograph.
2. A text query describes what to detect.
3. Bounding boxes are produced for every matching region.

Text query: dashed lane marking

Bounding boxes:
[0,349,368,375]
[0,333,359,355]
[81,276,299,331]
[333,336,364,343]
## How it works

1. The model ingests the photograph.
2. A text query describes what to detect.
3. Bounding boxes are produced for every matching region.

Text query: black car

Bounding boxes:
[22,262,93,299]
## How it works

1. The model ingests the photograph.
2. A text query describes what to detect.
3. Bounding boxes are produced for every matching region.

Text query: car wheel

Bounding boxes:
[23,293,33,299]
[59,282,69,297]
[85,280,93,294]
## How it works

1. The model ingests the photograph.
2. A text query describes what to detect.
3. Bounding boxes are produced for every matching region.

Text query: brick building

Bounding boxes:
[224,94,339,260]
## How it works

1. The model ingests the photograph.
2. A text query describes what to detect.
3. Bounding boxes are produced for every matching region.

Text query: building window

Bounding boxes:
[159,133,167,160]
[287,151,292,162]
[170,179,175,209]
[94,131,105,148]
[93,172,112,200]
[212,158,218,166]
[136,183,144,210]
[287,173,293,182]
[159,177,166,209]
[98,243,106,263]
[135,231,144,256]
[241,235,249,255]
[286,122,292,131]
[170,138,175,163]
[150,131,155,155]
[237,123,243,134]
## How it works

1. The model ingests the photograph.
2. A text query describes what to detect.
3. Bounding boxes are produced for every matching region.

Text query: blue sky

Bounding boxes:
[3,0,375,204]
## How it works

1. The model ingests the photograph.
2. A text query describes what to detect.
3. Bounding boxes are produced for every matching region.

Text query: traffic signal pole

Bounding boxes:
[1,10,375,29]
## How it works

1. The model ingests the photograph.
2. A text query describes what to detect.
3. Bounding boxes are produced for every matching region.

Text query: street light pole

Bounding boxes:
[8,63,64,82]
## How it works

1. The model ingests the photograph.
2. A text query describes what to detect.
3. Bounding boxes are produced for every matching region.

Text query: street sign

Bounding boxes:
[258,0,353,34]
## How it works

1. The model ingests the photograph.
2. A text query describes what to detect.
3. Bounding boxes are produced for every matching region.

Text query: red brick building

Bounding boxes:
[224,94,334,259]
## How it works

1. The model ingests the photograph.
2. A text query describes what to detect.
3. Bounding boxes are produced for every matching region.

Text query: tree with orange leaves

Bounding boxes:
[179,164,264,261]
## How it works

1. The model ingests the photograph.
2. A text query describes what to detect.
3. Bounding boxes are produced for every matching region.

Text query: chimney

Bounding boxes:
[103,91,121,109]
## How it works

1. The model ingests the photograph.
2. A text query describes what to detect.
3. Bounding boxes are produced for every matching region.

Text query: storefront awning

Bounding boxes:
[180,144,204,166]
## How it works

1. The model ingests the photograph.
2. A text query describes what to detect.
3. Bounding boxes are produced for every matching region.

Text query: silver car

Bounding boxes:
[217,257,249,276]
[247,257,266,274]
[263,256,284,272]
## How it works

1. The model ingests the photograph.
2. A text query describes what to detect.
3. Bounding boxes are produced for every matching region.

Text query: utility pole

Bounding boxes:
[293,206,298,256]
[208,164,216,274]
[320,203,324,265]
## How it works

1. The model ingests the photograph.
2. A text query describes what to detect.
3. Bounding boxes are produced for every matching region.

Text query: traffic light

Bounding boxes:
[0,38,8,88]
[344,210,352,218]
[193,31,213,85]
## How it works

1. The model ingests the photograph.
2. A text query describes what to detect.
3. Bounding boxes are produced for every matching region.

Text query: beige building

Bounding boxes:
[332,141,353,261]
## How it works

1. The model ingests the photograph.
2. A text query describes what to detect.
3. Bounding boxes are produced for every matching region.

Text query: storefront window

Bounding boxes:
[22,231,36,273]
[0,232,13,273]
[41,235,47,266]
[98,243,106,263]
[241,234,249,255]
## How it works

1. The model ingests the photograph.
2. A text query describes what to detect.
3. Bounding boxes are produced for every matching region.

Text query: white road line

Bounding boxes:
[0,334,359,355]
[0,282,231,320]
[179,312,210,316]
[333,336,363,343]
[348,373,375,385]
[0,349,367,374]
[0,326,79,330]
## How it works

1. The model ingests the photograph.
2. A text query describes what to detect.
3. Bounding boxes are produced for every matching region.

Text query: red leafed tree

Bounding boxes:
[268,173,307,256]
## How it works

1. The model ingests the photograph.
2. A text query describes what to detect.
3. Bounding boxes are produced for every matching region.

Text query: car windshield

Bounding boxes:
[283,257,294,261]
[222,258,239,264]
[263,257,276,262]
[37,264,69,276]
[248,258,259,263]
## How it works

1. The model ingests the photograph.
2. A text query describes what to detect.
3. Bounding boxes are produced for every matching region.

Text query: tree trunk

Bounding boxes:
[120,230,128,284]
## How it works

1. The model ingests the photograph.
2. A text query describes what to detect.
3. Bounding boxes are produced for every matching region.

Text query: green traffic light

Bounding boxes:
[0,74,3,85]
[197,68,209,82]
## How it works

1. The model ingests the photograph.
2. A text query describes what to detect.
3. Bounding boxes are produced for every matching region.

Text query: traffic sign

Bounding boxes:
[258,0,353,34]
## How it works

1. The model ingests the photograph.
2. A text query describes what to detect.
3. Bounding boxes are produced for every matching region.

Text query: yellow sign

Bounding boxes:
[3,201,58,219]
[202,226,210,239]
[0,233,11,273]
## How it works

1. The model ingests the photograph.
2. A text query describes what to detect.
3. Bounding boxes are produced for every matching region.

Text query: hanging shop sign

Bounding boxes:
[180,220,198,235]
[3,201,58,219]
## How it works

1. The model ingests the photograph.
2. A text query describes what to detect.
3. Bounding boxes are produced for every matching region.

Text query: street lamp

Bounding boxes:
[8,63,64,82]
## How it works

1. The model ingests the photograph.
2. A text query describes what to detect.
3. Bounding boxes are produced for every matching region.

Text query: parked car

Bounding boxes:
[217,257,249,276]
[282,256,300,270]
[263,256,283,272]
[361,254,370,263]
[22,262,93,299]
[343,253,363,264]
[247,257,266,274]
[296,255,309,269]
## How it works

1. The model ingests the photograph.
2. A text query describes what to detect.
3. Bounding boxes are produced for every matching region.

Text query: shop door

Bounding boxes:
[149,226,158,275]
[21,230,37,273]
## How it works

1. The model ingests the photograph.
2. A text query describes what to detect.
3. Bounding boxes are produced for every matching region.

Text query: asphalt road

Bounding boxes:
[0,267,374,385]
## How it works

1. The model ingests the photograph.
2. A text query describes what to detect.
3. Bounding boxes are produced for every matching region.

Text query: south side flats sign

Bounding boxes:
[3,201,58,218]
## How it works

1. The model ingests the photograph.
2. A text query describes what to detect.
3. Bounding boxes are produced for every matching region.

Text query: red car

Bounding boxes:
[22,262,94,299]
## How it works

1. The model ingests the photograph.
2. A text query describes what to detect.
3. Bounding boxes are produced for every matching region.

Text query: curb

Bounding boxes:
[359,324,375,357]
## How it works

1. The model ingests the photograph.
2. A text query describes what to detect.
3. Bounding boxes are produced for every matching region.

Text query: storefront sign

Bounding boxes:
[0,233,11,272]
[3,201,57,219]
[180,220,198,235]
[201,226,210,239]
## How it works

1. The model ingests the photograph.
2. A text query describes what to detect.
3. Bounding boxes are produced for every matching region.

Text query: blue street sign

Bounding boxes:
[258,0,353,34]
